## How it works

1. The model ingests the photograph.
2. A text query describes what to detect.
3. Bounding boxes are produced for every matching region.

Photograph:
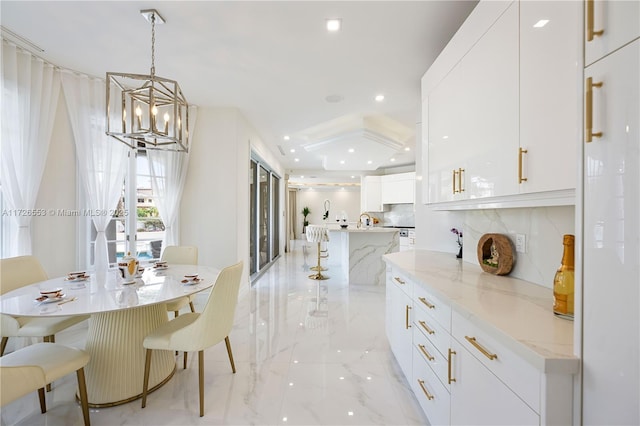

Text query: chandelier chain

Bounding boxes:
[150,12,156,77]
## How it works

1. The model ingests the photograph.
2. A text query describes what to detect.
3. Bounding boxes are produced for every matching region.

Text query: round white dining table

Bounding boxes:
[0,264,220,407]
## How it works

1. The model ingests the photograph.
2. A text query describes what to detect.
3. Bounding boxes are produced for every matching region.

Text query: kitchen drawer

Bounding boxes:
[414,325,449,389]
[452,310,540,411]
[388,267,413,298]
[414,304,450,359]
[412,347,451,426]
[413,281,451,330]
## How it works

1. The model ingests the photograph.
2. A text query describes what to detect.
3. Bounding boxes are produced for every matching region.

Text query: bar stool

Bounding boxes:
[306,225,329,280]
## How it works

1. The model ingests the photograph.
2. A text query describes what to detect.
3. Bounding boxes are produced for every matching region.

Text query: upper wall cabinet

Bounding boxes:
[422,0,579,209]
[584,0,640,67]
[427,2,519,204]
[519,1,580,194]
[381,172,415,204]
[361,175,383,212]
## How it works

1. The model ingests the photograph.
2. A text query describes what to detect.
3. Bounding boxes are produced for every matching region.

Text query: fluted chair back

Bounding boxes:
[1,255,48,294]
[160,246,198,265]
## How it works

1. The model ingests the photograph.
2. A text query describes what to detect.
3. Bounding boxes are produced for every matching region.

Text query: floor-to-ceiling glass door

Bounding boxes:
[250,155,281,280]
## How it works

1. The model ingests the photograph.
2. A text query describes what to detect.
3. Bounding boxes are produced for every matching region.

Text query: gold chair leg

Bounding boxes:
[37,388,46,413]
[225,336,236,374]
[141,349,152,408]
[308,242,329,280]
[0,336,8,356]
[189,301,196,312]
[198,350,204,417]
[184,351,188,369]
[76,368,91,426]
[174,311,179,318]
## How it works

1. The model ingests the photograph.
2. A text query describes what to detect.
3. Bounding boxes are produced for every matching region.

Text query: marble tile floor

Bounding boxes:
[1,240,427,426]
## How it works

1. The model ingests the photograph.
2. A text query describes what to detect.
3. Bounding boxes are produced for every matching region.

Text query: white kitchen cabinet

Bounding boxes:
[519,0,580,194]
[582,39,640,425]
[360,175,382,212]
[584,0,640,67]
[386,268,413,379]
[381,172,415,204]
[427,2,519,204]
[383,250,578,425]
[449,338,539,426]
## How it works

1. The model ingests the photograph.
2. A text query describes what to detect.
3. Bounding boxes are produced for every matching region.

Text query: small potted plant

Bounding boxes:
[302,206,311,234]
[451,228,463,258]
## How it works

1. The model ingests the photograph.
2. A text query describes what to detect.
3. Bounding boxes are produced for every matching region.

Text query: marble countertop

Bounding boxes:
[383,250,579,374]
[327,227,398,233]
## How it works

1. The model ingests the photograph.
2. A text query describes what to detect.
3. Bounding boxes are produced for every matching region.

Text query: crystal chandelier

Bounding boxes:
[106,9,189,152]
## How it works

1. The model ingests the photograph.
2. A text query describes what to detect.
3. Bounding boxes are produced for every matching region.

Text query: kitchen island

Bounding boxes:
[327,227,398,285]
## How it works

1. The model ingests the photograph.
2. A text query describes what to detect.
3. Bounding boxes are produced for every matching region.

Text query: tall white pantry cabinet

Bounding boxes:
[581,1,639,424]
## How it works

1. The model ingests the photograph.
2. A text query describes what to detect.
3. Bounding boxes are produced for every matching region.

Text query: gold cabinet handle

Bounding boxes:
[417,379,435,400]
[452,169,458,194]
[418,296,435,310]
[458,168,465,192]
[448,348,456,384]
[586,77,604,142]
[419,320,435,335]
[394,277,405,285]
[518,147,528,183]
[405,305,412,329]
[418,344,435,361]
[465,336,498,360]
[586,0,604,41]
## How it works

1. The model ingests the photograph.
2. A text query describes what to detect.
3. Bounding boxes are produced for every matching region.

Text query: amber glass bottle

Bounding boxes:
[553,234,575,320]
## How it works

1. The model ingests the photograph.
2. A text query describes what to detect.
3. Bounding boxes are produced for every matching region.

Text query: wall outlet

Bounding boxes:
[515,234,526,253]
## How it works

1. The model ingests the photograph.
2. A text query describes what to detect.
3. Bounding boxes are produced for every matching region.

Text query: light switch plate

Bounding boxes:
[515,234,526,253]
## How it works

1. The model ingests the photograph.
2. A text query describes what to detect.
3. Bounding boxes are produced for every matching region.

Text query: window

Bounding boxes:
[81,149,165,269]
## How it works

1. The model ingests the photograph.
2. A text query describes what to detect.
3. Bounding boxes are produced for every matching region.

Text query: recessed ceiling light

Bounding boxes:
[375,94,385,102]
[390,158,396,162]
[290,148,295,153]
[326,18,342,32]
[533,19,549,28]
[351,176,355,179]
[294,158,300,162]
[283,135,290,141]
[367,160,373,164]
[340,160,345,164]
[348,148,354,153]
[443,135,449,139]
[404,147,410,151]
[300,175,304,178]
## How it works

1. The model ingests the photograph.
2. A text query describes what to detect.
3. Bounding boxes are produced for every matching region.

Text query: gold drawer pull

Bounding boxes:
[394,277,405,285]
[458,168,465,192]
[418,344,435,361]
[586,0,604,41]
[405,305,412,329]
[465,336,498,360]
[452,169,458,194]
[418,297,435,309]
[585,77,604,143]
[448,348,456,384]
[419,320,435,335]
[417,379,434,400]
[518,147,528,183]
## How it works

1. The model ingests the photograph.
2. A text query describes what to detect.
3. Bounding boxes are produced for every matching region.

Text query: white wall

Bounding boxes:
[295,188,360,238]
[180,107,283,287]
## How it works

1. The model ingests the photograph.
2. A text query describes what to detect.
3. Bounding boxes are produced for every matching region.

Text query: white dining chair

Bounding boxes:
[0,256,90,362]
[141,261,243,417]
[0,342,91,426]
[160,246,198,317]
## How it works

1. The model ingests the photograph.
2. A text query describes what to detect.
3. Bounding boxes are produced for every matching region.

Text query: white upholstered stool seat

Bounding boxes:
[306,225,329,280]
[0,342,91,425]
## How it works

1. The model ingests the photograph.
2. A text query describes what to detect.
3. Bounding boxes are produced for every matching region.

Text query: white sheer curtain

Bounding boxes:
[147,106,197,247]
[1,41,61,256]
[60,71,127,275]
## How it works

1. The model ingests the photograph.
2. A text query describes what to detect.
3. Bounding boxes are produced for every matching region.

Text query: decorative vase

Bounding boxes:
[456,246,463,259]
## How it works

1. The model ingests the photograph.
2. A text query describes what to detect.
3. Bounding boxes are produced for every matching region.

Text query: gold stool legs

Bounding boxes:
[309,242,329,280]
